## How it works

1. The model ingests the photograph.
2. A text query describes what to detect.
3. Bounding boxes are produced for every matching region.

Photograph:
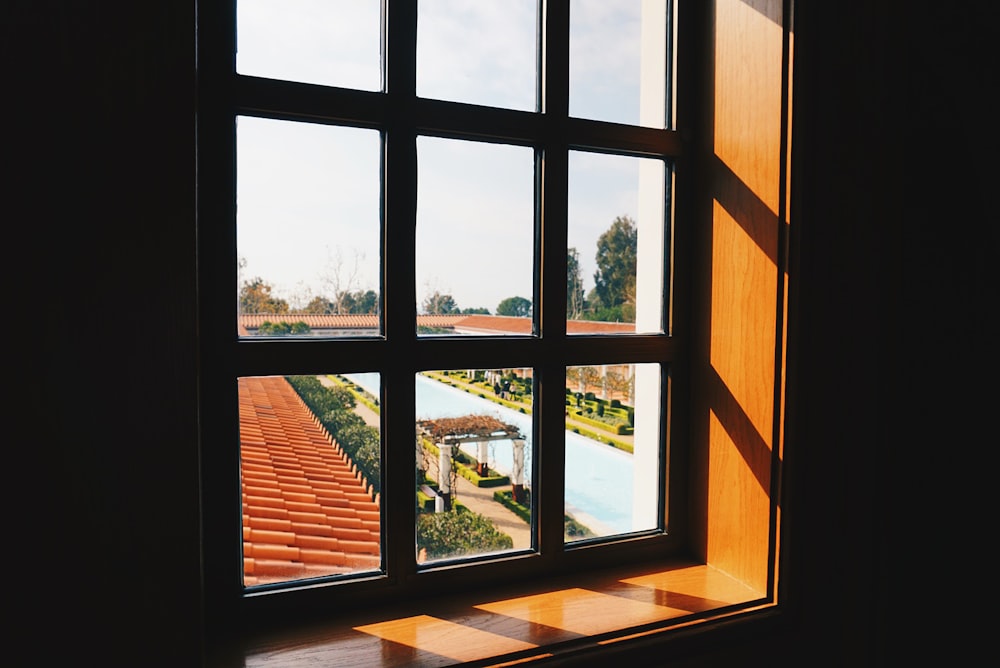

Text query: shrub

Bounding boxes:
[337,423,381,491]
[416,509,513,559]
[286,375,380,493]
[596,403,605,417]
[258,320,311,336]
[610,399,621,408]
[321,408,364,434]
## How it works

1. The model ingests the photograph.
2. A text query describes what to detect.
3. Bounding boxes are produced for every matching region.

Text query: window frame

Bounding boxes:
[198,0,695,635]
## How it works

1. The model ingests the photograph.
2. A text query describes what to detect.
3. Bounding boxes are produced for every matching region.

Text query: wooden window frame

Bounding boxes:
[198,0,793,661]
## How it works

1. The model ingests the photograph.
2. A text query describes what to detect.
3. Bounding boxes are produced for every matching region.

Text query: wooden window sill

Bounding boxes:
[237,559,772,667]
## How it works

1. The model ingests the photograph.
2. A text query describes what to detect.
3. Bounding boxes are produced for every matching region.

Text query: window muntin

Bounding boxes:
[416,0,538,111]
[236,0,383,91]
[217,0,678,605]
[236,117,382,338]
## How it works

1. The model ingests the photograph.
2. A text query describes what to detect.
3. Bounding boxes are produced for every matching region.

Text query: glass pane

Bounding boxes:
[565,363,661,543]
[567,150,665,335]
[237,117,381,338]
[240,373,382,587]
[415,369,534,563]
[417,0,538,111]
[237,0,382,91]
[569,0,668,127]
[416,137,535,335]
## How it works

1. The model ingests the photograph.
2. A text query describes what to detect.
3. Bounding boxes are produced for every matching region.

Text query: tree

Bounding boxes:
[461,306,491,315]
[320,248,373,315]
[496,296,532,317]
[239,277,289,314]
[604,369,634,404]
[568,365,601,394]
[337,289,378,315]
[567,248,586,320]
[422,291,459,314]
[301,289,378,315]
[302,295,335,314]
[591,215,637,322]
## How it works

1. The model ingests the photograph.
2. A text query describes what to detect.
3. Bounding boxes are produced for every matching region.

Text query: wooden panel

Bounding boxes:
[689,0,786,593]
[713,0,784,211]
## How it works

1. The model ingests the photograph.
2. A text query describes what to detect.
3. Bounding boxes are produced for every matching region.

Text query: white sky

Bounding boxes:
[235,0,663,313]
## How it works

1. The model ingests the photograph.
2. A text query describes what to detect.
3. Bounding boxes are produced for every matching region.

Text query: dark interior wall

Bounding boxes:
[7,2,989,666]
[9,2,202,666]
[785,4,992,664]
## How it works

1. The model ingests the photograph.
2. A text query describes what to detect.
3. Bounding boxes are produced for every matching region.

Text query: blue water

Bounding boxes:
[344,372,635,534]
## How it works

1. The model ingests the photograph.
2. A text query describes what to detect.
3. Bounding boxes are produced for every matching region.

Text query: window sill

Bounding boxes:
[236,559,772,667]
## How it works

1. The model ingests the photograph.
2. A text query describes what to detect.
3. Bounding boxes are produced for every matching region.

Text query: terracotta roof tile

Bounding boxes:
[239,375,382,586]
[239,313,637,336]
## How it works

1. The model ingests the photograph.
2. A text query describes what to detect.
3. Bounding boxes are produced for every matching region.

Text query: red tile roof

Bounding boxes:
[239,375,381,586]
[452,314,532,335]
[239,313,636,335]
[240,313,379,330]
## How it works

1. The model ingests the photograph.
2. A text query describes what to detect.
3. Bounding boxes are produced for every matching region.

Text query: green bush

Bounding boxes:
[416,509,513,559]
[258,320,312,336]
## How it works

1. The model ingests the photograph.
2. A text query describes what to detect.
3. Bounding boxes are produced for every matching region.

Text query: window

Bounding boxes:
[199,0,774,644]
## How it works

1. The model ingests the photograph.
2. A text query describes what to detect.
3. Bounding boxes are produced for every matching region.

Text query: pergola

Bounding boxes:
[416,415,527,509]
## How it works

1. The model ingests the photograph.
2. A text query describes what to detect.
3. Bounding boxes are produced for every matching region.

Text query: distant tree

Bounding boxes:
[300,289,378,315]
[422,291,460,314]
[591,215,637,322]
[240,277,289,314]
[568,365,602,394]
[302,296,335,314]
[337,288,378,315]
[319,248,379,314]
[604,369,634,404]
[496,296,532,317]
[567,247,586,320]
[461,306,491,315]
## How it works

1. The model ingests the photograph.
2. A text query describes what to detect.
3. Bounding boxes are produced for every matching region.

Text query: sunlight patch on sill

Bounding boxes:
[242,562,768,667]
